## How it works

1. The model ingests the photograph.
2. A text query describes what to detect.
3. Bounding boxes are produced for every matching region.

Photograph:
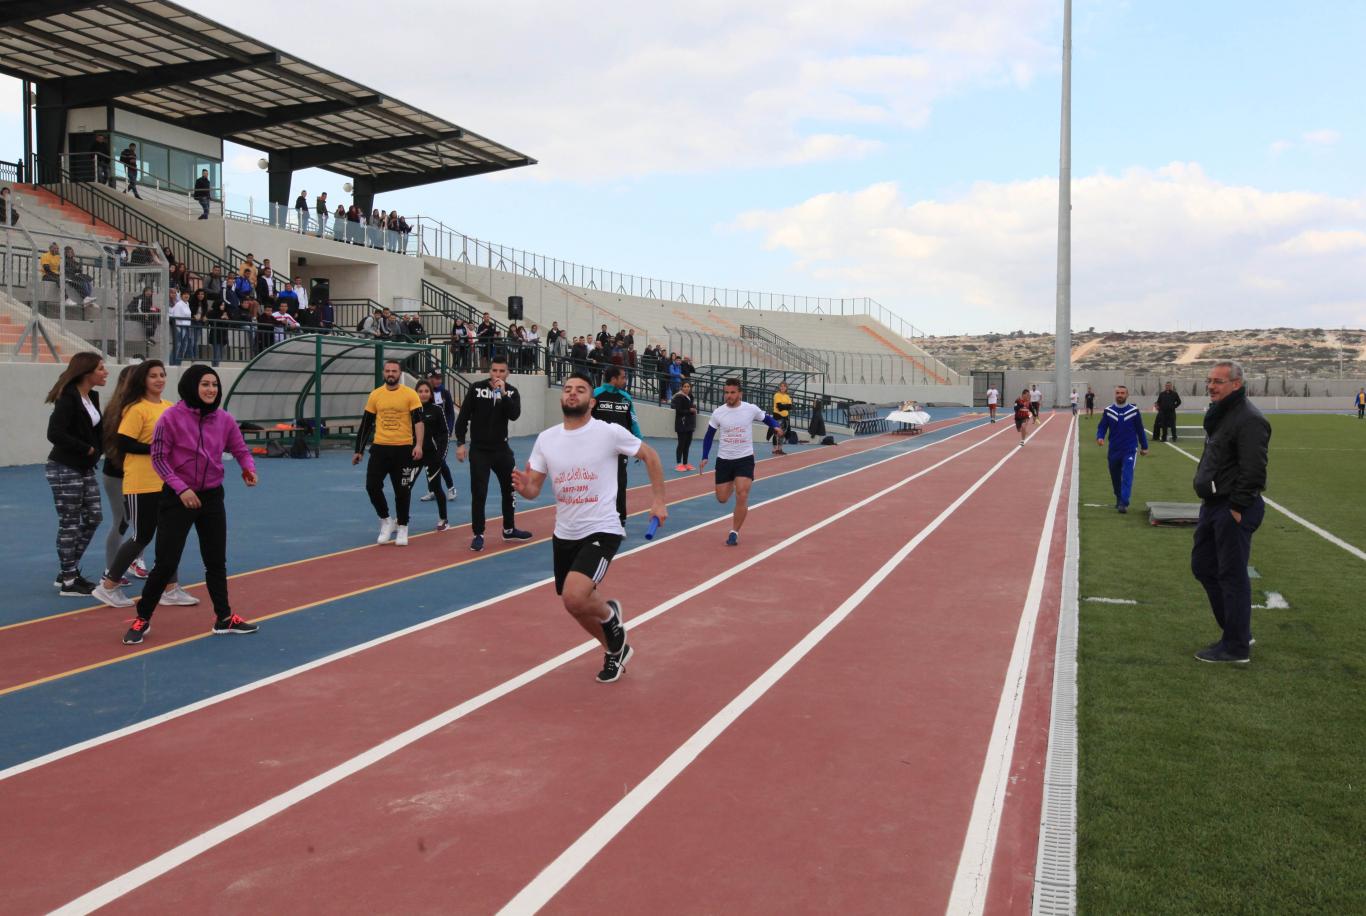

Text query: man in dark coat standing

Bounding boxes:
[1153,381,1182,441]
[1190,361,1271,664]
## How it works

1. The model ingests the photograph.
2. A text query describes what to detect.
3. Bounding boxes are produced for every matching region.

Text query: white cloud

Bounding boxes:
[198,0,1058,181]
[1302,129,1341,146]
[733,163,1366,333]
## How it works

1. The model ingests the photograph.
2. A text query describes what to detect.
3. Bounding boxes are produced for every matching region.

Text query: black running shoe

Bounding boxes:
[122,617,151,645]
[1195,645,1249,664]
[596,643,634,683]
[602,599,626,656]
[212,614,259,635]
[470,534,485,552]
[60,576,95,597]
[502,527,533,541]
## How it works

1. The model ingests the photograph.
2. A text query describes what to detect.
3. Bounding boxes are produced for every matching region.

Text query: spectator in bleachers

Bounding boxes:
[255,265,280,311]
[193,168,212,219]
[477,312,498,368]
[160,243,177,269]
[127,286,159,347]
[681,355,695,380]
[168,290,193,366]
[346,204,363,244]
[596,324,611,347]
[296,300,319,330]
[525,323,541,372]
[313,193,328,237]
[334,204,346,241]
[254,303,276,354]
[1,186,19,225]
[238,252,257,280]
[129,240,154,266]
[276,281,299,314]
[317,298,334,329]
[624,328,636,348]
[295,191,309,234]
[40,241,62,284]
[588,338,606,385]
[205,296,230,365]
[625,343,637,387]
[449,318,471,371]
[169,261,196,292]
[272,301,300,343]
[63,246,97,306]
[402,313,425,342]
[666,355,683,401]
[386,211,401,251]
[291,276,308,312]
[188,289,211,361]
[230,267,254,309]
[571,335,588,378]
[119,143,141,198]
[398,214,412,251]
[369,209,383,248]
[204,265,225,303]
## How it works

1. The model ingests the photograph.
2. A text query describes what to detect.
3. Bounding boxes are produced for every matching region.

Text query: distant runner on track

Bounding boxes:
[512,373,668,683]
[697,377,783,547]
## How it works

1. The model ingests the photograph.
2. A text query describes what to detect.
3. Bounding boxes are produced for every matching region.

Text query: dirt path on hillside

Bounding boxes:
[1174,343,1209,365]
[1070,337,1105,361]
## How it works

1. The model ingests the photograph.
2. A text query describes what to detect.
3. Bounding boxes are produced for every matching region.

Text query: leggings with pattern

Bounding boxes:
[46,461,102,578]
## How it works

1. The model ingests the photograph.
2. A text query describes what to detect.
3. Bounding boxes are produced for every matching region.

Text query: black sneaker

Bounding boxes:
[1117,505,1128,514]
[212,614,259,635]
[60,576,96,597]
[596,643,634,683]
[502,527,533,541]
[470,534,485,552]
[53,572,64,589]
[122,617,152,645]
[602,599,627,656]
[1195,645,1249,664]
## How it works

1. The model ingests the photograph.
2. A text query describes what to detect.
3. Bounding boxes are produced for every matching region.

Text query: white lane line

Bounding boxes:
[497,421,1054,916]
[947,415,1074,916]
[48,422,1021,916]
[1,419,997,785]
[1163,441,1366,562]
[1254,592,1290,610]
[1083,597,1137,605]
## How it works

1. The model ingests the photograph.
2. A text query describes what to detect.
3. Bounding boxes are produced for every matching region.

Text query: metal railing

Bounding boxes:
[665,327,945,386]
[740,324,829,373]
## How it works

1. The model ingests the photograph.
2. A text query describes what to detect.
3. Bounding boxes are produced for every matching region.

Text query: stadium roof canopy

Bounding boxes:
[2,0,535,199]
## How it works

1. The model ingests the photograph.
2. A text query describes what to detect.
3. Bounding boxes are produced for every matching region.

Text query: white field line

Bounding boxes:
[497,419,1055,916]
[946,415,1075,916]
[1163,441,1366,562]
[1084,597,1137,605]
[48,422,1022,916]
[1,420,997,785]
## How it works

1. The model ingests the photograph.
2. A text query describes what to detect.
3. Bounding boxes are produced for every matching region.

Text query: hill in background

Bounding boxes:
[927,328,1366,378]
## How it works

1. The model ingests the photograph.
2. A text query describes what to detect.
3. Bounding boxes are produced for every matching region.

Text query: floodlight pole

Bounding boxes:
[1053,0,1073,408]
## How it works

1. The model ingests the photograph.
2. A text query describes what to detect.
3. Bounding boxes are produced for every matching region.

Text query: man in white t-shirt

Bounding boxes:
[698,377,783,547]
[985,386,1000,423]
[513,372,668,683]
[1070,388,1079,416]
[1029,384,1043,424]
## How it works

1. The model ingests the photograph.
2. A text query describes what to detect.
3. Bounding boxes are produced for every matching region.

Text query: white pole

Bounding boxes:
[1053,0,1073,408]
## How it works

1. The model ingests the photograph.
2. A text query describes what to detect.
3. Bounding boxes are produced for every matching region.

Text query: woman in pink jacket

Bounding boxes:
[123,365,261,645]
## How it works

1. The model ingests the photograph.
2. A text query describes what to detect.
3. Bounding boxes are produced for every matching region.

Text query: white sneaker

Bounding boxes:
[131,559,149,579]
[83,296,97,305]
[419,492,435,502]
[395,525,409,546]
[377,517,396,544]
[447,487,457,499]
[160,584,200,606]
[93,583,134,608]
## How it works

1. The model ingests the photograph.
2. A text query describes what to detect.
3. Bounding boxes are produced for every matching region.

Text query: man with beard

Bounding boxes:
[512,373,668,683]
[353,359,424,546]
[1095,384,1148,513]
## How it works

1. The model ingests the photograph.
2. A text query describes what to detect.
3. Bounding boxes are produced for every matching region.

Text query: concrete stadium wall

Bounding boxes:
[825,382,972,406]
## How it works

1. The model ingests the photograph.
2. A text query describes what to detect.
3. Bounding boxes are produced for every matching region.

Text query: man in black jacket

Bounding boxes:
[119,143,141,198]
[193,169,212,219]
[1190,360,1271,664]
[1153,381,1182,442]
[454,356,532,551]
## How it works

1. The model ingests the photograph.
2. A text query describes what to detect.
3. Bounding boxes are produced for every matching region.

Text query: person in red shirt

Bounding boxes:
[1013,388,1032,446]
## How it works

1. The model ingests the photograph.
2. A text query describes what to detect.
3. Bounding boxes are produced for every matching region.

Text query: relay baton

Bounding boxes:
[644,516,662,540]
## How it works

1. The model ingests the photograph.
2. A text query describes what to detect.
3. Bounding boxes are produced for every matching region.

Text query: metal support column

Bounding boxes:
[1053,0,1073,408]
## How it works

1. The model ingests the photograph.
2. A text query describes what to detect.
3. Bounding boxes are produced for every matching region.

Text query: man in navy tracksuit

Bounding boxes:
[592,365,642,528]
[1095,384,1148,513]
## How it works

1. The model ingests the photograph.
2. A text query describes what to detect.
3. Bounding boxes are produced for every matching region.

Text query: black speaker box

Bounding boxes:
[507,295,524,321]
[310,277,331,302]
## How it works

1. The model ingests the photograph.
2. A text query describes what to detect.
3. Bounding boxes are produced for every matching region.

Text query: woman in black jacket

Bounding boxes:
[671,380,698,470]
[205,296,231,365]
[414,380,451,531]
[45,352,109,596]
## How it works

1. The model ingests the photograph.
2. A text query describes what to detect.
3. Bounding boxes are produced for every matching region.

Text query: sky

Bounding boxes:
[3,0,1364,335]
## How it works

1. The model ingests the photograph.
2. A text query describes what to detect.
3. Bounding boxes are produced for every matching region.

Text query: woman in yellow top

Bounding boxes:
[92,361,199,609]
[770,381,793,456]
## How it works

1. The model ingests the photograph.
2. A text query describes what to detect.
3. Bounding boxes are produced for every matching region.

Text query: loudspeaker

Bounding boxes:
[507,295,524,321]
[310,277,330,302]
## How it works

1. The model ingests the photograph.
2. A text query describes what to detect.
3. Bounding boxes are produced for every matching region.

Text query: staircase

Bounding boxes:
[856,323,956,384]
[740,325,829,373]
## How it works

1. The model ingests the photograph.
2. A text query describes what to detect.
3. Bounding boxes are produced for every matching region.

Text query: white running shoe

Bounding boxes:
[131,559,149,579]
[447,487,457,499]
[419,492,435,502]
[82,296,97,305]
[395,525,409,546]
[160,584,200,606]
[377,517,396,544]
[93,583,134,608]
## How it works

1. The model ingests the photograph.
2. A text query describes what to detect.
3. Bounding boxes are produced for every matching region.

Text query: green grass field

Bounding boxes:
[1075,412,1366,914]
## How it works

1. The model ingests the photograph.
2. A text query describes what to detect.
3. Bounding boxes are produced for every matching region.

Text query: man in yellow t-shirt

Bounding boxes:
[353,359,424,546]
[771,381,793,455]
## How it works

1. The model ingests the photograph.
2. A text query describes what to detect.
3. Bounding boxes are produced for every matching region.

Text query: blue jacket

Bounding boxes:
[1096,402,1148,455]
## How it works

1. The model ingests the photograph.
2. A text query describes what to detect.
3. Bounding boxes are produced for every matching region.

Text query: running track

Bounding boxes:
[1,413,1075,914]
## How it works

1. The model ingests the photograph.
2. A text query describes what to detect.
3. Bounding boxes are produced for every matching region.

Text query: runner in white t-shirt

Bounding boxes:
[986,386,1000,423]
[513,372,668,683]
[697,377,782,547]
[1070,388,1079,416]
[1029,384,1043,424]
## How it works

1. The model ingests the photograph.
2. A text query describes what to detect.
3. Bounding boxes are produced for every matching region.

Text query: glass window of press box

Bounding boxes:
[112,134,221,199]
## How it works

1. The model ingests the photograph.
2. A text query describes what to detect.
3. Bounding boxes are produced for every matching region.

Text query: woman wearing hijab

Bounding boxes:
[45,352,108,595]
[122,365,260,645]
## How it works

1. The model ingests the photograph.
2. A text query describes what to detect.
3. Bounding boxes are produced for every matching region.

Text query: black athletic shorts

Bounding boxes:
[714,455,756,484]
[553,533,624,595]
[1015,415,1028,431]
[1029,402,1040,416]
